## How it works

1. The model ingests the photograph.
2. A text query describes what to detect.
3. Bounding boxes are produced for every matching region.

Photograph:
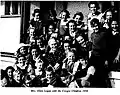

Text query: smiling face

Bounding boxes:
[69,22,76,38]
[61,12,67,20]
[49,39,57,51]
[17,56,26,69]
[20,47,27,55]
[46,71,53,82]
[67,52,75,62]
[111,21,118,32]
[31,49,38,58]
[74,15,82,24]
[89,4,97,14]
[106,11,112,21]
[7,69,13,78]
[34,12,40,21]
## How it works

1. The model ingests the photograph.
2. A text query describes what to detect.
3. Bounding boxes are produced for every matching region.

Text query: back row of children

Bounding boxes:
[1,1,120,88]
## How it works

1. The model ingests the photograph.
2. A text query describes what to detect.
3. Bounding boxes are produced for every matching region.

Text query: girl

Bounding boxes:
[56,10,70,37]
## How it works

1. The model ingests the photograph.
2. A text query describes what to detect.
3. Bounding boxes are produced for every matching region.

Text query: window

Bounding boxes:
[5,1,21,15]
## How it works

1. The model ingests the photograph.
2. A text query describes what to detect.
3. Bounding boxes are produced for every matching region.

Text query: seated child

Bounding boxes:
[71,57,95,87]
[42,66,63,87]
[1,66,16,87]
[14,55,27,74]
[13,69,23,87]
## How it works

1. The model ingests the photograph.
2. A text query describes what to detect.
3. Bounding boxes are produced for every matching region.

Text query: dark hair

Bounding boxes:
[60,10,70,18]
[32,9,40,17]
[46,65,54,73]
[66,20,77,28]
[90,18,99,27]
[88,1,100,10]
[29,45,41,55]
[48,9,57,17]
[6,66,15,74]
[73,12,84,21]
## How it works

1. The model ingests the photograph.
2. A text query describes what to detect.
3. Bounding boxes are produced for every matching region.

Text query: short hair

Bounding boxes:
[6,66,15,73]
[46,65,54,73]
[48,9,57,17]
[32,9,40,17]
[48,38,57,46]
[73,12,84,21]
[66,20,77,28]
[29,45,41,54]
[88,1,100,10]
[90,18,99,27]
[59,9,70,18]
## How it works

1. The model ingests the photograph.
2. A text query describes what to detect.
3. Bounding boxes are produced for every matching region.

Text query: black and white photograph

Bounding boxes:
[0,0,120,91]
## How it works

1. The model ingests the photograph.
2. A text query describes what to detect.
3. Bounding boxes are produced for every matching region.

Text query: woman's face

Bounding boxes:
[17,57,25,68]
[46,71,53,81]
[64,43,70,51]
[69,22,76,38]
[89,4,97,14]
[7,69,13,78]
[67,52,75,62]
[106,11,112,20]
[34,12,40,21]
[49,39,57,51]
[76,36,85,44]
[20,47,26,55]
[74,15,82,24]
[111,21,118,31]
[48,25,54,34]
[31,49,38,58]
[61,12,67,20]
[80,59,86,65]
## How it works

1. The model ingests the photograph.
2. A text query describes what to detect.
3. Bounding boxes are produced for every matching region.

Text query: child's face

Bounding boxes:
[17,57,25,68]
[50,33,58,39]
[48,25,54,34]
[92,23,99,33]
[49,39,57,51]
[36,61,43,70]
[37,39,43,47]
[14,73,21,82]
[74,15,82,24]
[64,43,70,51]
[76,36,85,44]
[34,12,40,21]
[67,52,75,62]
[111,21,118,31]
[106,11,112,20]
[27,64,34,75]
[20,47,26,55]
[7,69,13,78]
[89,4,97,14]
[61,12,67,20]
[31,49,38,58]
[69,22,76,38]
[80,58,86,65]
[46,71,53,81]
[29,28,35,37]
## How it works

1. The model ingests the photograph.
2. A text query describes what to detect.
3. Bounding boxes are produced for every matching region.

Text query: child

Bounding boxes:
[29,9,43,36]
[87,1,102,41]
[13,69,23,87]
[42,66,63,87]
[26,27,36,45]
[73,12,87,32]
[73,57,95,87]
[1,66,16,87]
[56,10,70,37]
[14,55,27,74]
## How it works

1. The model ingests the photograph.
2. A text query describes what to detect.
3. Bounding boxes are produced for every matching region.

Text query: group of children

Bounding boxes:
[1,1,120,88]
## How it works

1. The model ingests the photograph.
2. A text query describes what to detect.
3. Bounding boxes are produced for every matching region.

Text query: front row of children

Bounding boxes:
[1,48,95,87]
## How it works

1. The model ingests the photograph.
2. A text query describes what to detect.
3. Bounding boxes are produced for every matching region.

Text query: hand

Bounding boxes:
[113,56,120,63]
[54,63,60,70]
